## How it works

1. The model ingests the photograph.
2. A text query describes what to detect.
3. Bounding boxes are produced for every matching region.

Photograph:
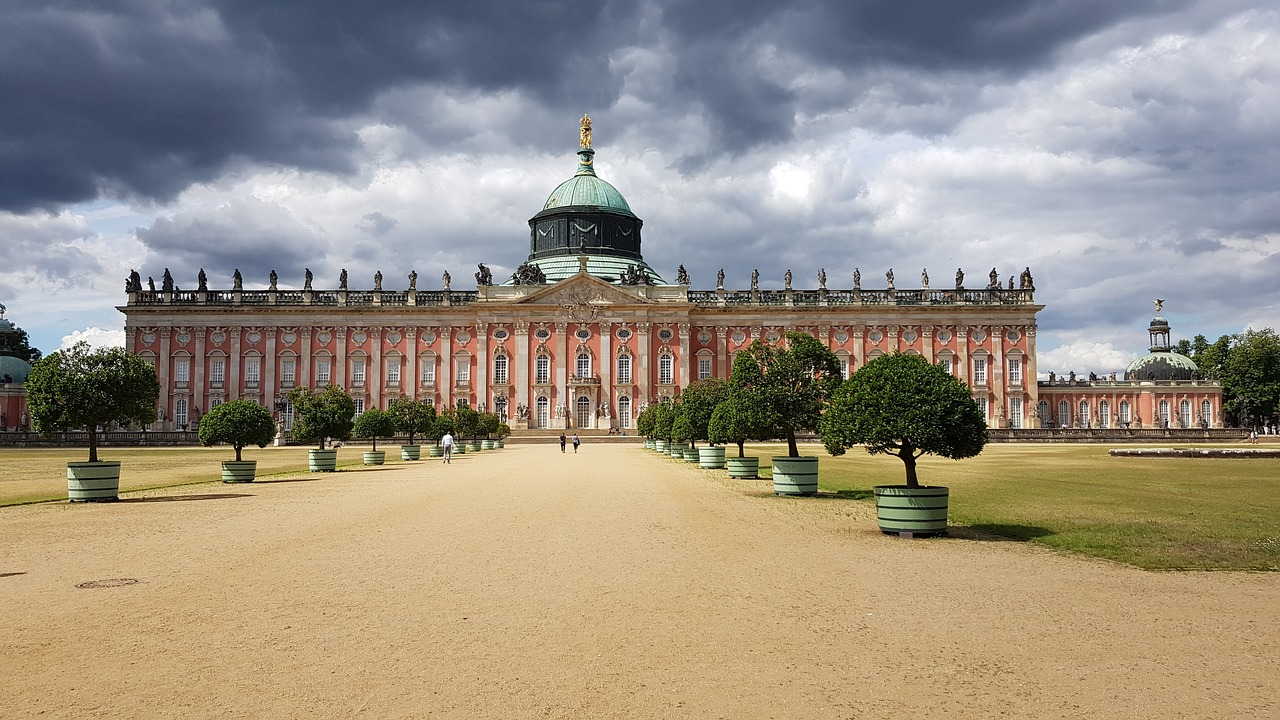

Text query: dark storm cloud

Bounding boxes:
[0,0,1199,213]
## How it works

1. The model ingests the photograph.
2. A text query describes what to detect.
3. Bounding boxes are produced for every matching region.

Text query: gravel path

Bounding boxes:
[2,444,1276,719]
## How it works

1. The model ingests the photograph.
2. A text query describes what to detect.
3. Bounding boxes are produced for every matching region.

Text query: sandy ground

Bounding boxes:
[1,444,1276,719]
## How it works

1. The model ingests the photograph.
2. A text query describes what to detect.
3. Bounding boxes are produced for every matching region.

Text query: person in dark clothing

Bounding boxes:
[559,433,566,452]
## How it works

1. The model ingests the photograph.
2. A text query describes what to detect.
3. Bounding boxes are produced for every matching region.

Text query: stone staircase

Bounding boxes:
[504,428,642,444]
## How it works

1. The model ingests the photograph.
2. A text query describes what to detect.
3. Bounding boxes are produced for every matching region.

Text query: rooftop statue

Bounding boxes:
[443,270,451,290]
[580,114,592,149]
[717,268,725,290]
[616,264,652,286]
[162,268,174,292]
[676,264,690,285]
[512,262,547,285]
[127,269,142,293]
[269,269,277,290]
[988,267,999,289]
[751,269,759,291]
[304,268,313,291]
[955,267,964,290]
[148,276,156,292]
[1019,266,1035,291]
[1154,297,1164,314]
[853,267,860,290]
[197,268,207,292]
[784,269,792,290]
[339,269,347,290]
[408,269,417,290]
[232,269,242,290]
[886,268,894,290]
[818,267,826,290]
[921,268,929,289]
[475,264,493,287]
[374,271,382,291]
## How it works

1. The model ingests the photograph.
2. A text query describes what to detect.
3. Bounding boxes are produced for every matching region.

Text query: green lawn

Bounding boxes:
[735,442,1280,571]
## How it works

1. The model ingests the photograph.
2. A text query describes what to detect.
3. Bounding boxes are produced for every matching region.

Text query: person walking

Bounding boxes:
[572,433,580,453]
[442,431,454,463]
[559,433,566,453]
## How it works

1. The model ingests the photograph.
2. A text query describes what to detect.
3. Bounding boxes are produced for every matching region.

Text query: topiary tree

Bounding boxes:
[740,332,842,457]
[670,405,694,447]
[652,399,677,442]
[388,396,435,446]
[820,352,988,487]
[430,408,456,445]
[352,408,397,451]
[25,342,159,462]
[678,377,730,446]
[477,411,501,439]
[454,404,479,441]
[707,393,772,458]
[635,404,656,438]
[197,399,276,461]
[288,384,356,449]
[496,422,511,439]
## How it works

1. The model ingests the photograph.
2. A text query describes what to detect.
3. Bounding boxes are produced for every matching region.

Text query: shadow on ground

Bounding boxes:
[947,524,1055,542]
[119,493,253,503]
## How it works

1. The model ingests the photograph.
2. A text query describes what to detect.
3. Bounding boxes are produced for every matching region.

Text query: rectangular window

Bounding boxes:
[354,397,365,416]
[245,357,261,387]
[1008,357,1022,384]
[421,358,435,385]
[840,358,850,379]
[698,358,712,379]
[576,354,592,378]
[386,358,401,385]
[351,359,366,386]
[659,356,673,385]
[976,396,989,421]
[937,356,952,376]
[455,358,470,384]
[493,356,508,384]
[536,356,550,384]
[175,397,189,427]
[316,359,331,384]
[175,358,190,386]
[1009,397,1022,429]
[973,358,987,385]
[281,358,296,386]
[210,358,225,386]
[616,355,631,384]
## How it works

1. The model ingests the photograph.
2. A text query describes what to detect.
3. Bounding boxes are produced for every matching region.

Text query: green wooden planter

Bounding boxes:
[308,449,337,472]
[401,445,421,461]
[428,446,444,457]
[497,439,505,448]
[654,440,668,453]
[454,444,466,455]
[669,444,686,458]
[698,446,726,469]
[67,461,121,502]
[772,456,818,496]
[644,440,655,451]
[363,450,386,466]
[873,485,949,537]
[682,447,699,462]
[481,439,496,450]
[221,460,257,483]
[725,456,759,478]
[467,441,482,452]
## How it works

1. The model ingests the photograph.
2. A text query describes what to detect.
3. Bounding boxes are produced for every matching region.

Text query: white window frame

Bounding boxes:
[281,357,296,387]
[535,355,551,384]
[175,358,190,386]
[973,357,987,386]
[1008,397,1022,428]
[616,354,632,384]
[315,358,331,385]
[245,356,261,387]
[658,355,674,385]
[351,358,367,387]
[175,397,189,427]
[1008,357,1022,385]
[421,357,436,385]
[698,357,712,380]
[209,358,225,387]
[385,356,401,385]
[493,354,509,385]
[576,353,592,379]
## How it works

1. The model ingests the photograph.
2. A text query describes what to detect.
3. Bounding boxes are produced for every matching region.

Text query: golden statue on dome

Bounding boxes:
[580,114,592,149]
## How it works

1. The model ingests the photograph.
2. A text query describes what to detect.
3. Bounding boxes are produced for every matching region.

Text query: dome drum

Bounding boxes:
[528,210,644,261]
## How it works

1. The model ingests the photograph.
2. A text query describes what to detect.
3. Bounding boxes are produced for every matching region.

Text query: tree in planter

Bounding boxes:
[477,411,501,439]
[635,404,656,439]
[739,332,842,457]
[496,422,511,439]
[388,396,436,446]
[197,399,276,462]
[677,377,730,447]
[454,405,479,443]
[25,342,159,462]
[820,352,988,487]
[670,404,694,449]
[707,393,773,458]
[651,399,678,444]
[288,384,356,449]
[431,408,457,445]
[352,408,397,452]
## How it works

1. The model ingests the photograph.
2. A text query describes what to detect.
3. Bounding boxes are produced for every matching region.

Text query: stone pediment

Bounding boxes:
[513,274,651,307]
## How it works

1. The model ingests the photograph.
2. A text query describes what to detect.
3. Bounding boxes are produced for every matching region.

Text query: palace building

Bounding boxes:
[118,118,1054,433]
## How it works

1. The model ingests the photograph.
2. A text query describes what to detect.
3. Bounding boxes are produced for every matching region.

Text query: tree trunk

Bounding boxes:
[899,445,919,488]
[786,430,799,457]
[736,441,745,458]
[235,443,243,462]
[87,426,99,463]
[372,436,378,451]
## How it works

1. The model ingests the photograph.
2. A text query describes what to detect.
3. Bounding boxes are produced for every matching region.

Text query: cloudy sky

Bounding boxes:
[2,0,1277,375]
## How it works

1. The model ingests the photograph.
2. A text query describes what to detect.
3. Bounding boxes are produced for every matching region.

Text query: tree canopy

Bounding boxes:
[651,399,677,442]
[677,377,730,445]
[388,396,435,445]
[198,399,277,461]
[820,352,987,487]
[0,324,41,364]
[25,342,159,462]
[352,408,398,451]
[738,332,842,456]
[288,384,356,449]
[635,404,656,438]
[1186,328,1280,427]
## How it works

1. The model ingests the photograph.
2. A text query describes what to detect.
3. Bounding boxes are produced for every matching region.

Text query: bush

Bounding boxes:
[197,399,277,461]
[288,385,356,449]
[388,396,435,446]
[678,378,730,445]
[352,408,398,451]
[25,342,159,462]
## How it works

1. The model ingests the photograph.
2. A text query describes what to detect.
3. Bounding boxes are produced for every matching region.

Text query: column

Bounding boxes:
[599,321,612,413]
[159,328,172,429]
[335,328,348,389]
[194,329,206,414]
[956,328,969,389]
[1025,325,1038,426]
[476,323,489,412]
[439,327,452,407]
[678,323,691,389]
[716,326,728,378]
[405,328,418,399]
[852,326,864,368]
[515,322,530,418]
[370,327,383,409]
[922,326,934,363]
[229,328,242,402]
[555,322,568,426]
[992,327,1005,427]
[637,322,652,404]
[264,329,277,411]
[299,328,312,388]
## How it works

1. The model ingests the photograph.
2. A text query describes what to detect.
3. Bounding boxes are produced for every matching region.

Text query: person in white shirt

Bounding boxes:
[442,432,454,463]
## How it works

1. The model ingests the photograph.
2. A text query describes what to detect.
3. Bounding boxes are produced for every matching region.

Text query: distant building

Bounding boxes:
[1036,309,1222,428]
[0,304,34,431]
[120,119,1044,432]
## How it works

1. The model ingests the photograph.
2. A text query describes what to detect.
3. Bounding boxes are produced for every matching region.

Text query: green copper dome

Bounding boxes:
[1125,350,1198,381]
[541,149,635,216]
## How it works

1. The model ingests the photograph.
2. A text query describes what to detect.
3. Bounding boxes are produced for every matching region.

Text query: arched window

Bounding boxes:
[493,354,509,384]
[535,396,550,428]
[576,396,593,429]
[1201,399,1212,427]
[1158,399,1170,427]
[658,354,674,385]
[1179,400,1191,428]
[617,396,632,428]
[1099,400,1111,429]
[1058,400,1070,428]
[576,352,592,379]
[494,395,508,421]
[535,355,551,384]
[1119,400,1131,426]
[1079,400,1091,428]
[175,397,189,429]
[616,354,632,384]
[1038,400,1049,424]
[1008,397,1023,428]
